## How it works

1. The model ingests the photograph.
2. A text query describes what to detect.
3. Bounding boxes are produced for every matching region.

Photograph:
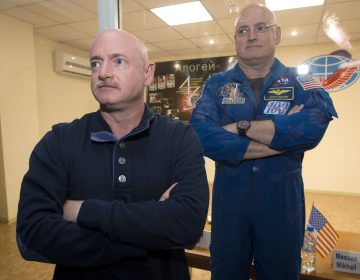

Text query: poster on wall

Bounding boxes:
[301,49,359,93]
[147,56,237,121]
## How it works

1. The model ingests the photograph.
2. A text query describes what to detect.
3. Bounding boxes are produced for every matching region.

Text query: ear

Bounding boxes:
[144,63,156,86]
[275,25,281,46]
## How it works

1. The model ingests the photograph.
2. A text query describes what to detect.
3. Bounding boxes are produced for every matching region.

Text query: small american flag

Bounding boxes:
[308,205,339,258]
[297,74,324,91]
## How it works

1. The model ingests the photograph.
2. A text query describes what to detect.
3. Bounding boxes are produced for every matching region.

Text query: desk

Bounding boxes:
[186,231,360,279]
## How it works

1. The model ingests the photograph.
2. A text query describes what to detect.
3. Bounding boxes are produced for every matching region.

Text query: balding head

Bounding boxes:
[90,29,149,64]
[89,29,156,113]
[235,4,277,33]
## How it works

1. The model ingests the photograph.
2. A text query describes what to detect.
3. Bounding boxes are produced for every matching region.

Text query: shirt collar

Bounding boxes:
[90,104,155,143]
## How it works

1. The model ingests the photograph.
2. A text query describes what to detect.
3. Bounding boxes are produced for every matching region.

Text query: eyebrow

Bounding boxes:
[90,53,126,61]
[237,21,268,27]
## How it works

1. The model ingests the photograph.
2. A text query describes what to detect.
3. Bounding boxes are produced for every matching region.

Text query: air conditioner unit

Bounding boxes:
[54,51,91,78]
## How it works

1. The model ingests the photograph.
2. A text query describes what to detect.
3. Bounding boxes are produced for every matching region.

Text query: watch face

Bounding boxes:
[237,120,250,135]
[237,120,248,129]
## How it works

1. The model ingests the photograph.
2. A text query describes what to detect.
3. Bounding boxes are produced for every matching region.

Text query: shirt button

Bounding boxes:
[252,166,259,172]
[118,157,126,164]
[119,142,126,149]
[118,175,126,183]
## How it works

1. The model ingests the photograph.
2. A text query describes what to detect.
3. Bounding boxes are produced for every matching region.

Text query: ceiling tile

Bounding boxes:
[2,6,58,26]
[8,0,43,4]
[280,37,317,47]
[138,0,188,9]
[123,10,167,31]
[134,27,183,43]
[317,18,359,48]
[189,34,233,48]
[324,1,360,21]
[202,0,239,19]
[122,0,145,13]
[35,24,90,41]
[25,0,96,23]
[144,42,164,53]
[0,1,16,11]
[317,19,360,44]
[202,0,267,20]
[149,50,174,61]
[70,0,98,14]
[281,23,320,40]
[63,37,95,51]
[173,21,224,38]
[326,0,351,2]
[0,0,358,59]
[341,19,360,34]
[217,17,238,34]
[275,6,324,27]
[168,47,206,58]
[153,39,197,51]
[67,18,98,36]
[200,46,236,57]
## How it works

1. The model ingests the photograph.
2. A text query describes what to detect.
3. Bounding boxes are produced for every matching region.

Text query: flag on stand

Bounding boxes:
[308,205,339,258]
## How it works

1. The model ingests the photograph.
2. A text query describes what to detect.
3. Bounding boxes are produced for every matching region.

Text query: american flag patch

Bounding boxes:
[296,74,324,91]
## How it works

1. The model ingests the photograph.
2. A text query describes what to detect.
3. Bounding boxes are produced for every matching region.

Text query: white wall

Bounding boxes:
[34,36,98,136]
[0,14,40,221]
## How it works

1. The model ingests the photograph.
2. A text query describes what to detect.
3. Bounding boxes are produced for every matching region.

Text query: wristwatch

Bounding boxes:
[236,120,251,135]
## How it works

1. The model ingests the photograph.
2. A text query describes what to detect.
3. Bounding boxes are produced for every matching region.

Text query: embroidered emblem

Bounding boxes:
[296,74,324,91]
[263,101,290,115]
[219,83,245,104]
[264,87,294,101]
[272,77,289,87]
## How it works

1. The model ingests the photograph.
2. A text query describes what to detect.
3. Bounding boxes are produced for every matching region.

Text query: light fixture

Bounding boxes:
[150,1,213,26]
[209,39,215,45]
[297,64,309,75]
[265,0,324,11]
[291,30,299,36]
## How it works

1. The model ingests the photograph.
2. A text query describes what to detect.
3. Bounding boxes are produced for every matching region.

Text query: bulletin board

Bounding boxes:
[147,56,237,121]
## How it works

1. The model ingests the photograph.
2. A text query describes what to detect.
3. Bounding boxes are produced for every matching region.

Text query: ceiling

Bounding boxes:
[1,0,359,60]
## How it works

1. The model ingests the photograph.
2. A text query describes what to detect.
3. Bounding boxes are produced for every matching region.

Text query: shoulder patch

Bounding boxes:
[296,74,324,91]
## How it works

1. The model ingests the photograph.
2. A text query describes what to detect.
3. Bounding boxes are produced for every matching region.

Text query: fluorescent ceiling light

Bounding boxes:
[297,64,309,75]
[150,1,213,26]
[265,0,325,11]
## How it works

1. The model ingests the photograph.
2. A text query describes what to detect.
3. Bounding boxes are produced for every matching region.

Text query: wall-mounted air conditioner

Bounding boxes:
[54,51,91,78]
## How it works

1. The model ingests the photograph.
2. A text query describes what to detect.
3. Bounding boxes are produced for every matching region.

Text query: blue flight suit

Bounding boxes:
[190,59,337,280]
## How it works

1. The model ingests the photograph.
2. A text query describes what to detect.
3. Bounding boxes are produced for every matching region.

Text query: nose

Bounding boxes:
[98,61,113,80]
[247,27,258,41]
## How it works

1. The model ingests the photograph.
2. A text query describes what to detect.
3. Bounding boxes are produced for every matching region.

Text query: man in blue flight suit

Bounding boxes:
[190,3,337,280]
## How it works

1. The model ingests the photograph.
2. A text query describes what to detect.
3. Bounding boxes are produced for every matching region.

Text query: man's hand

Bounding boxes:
[63,200,83,223]
[159,183,178,201]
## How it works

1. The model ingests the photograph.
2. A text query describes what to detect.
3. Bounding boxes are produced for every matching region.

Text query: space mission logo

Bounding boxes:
[302,50,359,93]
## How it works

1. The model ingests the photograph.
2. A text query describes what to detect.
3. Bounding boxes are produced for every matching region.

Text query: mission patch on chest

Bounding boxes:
[264,87,294,101]
[219,83,246,104]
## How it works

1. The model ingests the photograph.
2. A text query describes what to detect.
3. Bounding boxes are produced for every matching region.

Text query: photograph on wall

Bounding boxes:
[166,74,176,88]
[148,92,162,104]
[147,56,237,121]
[157,75,166,89]
[149,77,158,91]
